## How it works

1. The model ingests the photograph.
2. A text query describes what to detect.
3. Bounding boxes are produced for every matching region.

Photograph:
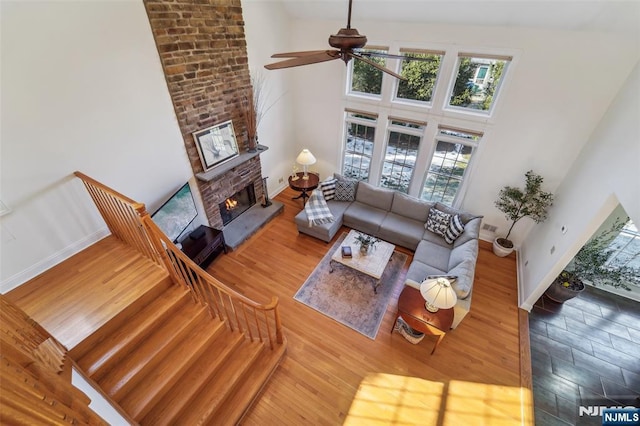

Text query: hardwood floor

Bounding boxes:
[6,187,529,425]
[212,188,528,425]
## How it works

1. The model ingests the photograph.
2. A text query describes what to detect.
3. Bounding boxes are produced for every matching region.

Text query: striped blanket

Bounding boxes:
[305,189,335,227]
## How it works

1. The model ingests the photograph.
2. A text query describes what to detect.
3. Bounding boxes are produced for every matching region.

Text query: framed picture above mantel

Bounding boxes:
[193,120,239,171]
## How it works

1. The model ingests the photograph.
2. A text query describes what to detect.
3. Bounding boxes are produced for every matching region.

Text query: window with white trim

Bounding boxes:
[349,46,388,97]
[342,110,377,181]
[447,53,511,114]
[394,49,444,105]
[421,127,481,206]
[379,119,425,193]
[605,219,640,274]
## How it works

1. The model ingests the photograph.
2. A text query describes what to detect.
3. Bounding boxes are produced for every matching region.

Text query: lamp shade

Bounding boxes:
[296,149,316,166]
[420,278,457,310]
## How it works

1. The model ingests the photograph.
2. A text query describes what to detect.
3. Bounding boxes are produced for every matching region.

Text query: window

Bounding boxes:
[605,219,640,274]
[421,127,481,206]
[342,110,377,181]
[380,119,425,193]
[349,46,388,97]
[448,53,511,113]
[395,49,444,104]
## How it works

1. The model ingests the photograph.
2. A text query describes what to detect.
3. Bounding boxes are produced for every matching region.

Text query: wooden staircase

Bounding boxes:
[2,172,286,425]
[70,282,284,425]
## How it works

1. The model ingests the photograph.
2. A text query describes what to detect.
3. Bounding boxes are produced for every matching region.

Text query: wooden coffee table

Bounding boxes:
[329,230,395,294]
[393,286,454,354]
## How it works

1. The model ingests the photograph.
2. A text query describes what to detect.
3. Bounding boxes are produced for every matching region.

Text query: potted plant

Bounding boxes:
[354,232,380,255]
[493,170,554,257]
[546,216,638,302]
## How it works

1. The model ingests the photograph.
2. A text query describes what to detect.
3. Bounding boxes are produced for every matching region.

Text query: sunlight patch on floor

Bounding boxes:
[344,373,532,425]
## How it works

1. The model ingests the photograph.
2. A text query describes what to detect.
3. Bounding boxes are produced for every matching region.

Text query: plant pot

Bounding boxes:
[359,244,370,256]
[544,271,585,303]
[493,238,514,257]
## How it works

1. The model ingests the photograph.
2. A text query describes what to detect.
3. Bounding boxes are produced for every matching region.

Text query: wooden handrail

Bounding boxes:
[142,216,283,348]
[74,171,161,265]
[1,295,108,425]
[74,171,284,349]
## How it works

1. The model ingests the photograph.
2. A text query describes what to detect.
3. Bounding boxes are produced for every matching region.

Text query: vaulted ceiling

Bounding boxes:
[273,0,640,36]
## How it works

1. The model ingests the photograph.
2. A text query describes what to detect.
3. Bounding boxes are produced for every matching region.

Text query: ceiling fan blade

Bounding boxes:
[271,50,334,58]
[348,52,406,81]
[356,50,439,63]
[265,51,341,70]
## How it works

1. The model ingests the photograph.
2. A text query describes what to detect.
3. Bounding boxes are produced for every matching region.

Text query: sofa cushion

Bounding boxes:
[356,181,395,211]
[414,240,450,271]
[378,212,425,251]
[434,202,483,225]
[426,207,451,238]
[343,201,387,236]
[444,214,465,244]
[294,200,350,242]
[405,260,447,284]
[335,179,357,201]
[320,178,337,200]
[453,217,482,247]
[448,239,478,270]
[448,258,475,299]
[391,192,432,223]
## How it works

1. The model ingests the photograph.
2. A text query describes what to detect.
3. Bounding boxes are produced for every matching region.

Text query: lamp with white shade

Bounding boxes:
[296,149,316,180]
[420,278,457,313]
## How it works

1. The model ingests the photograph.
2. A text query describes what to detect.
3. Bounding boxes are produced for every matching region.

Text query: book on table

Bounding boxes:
[341,245,352,258]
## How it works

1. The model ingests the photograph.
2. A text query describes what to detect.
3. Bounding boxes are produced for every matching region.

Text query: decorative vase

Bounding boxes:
[248,134,258,153]
[544,272,585,303]
[360,244,370,255]
[492,238,514,257]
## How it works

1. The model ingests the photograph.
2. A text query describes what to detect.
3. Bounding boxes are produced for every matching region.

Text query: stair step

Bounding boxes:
[176,340,266,426]
[140,331,246,426]
[77,285,190,380]
[69,273,172,361]
[119,316,226,421]
[98,300,208,401]
[212,337,287,424]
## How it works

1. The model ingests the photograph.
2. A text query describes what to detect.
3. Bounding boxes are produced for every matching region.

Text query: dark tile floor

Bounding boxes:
[529,285,640,425]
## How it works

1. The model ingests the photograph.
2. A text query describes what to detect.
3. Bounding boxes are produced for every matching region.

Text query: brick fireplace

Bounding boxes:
[143,0,270,231]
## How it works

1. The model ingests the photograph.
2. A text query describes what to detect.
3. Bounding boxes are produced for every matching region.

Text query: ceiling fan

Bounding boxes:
[264,0,406,80]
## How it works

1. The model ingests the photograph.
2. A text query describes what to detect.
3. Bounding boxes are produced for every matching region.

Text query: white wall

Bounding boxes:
[0,1,194,291]
[242,1,297,196]
[519,62,640,310]
[281,19,638,245]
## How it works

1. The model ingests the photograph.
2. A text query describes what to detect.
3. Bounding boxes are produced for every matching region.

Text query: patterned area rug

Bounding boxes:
[294,233,408,339]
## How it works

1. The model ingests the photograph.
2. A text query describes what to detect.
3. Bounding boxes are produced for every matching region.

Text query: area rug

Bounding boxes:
[294,233,408,339]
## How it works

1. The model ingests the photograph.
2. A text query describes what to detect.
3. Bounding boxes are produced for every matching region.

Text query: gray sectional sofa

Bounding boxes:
[294,179,482,329]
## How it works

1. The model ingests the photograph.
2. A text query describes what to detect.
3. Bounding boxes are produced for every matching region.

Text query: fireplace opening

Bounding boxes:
[219,184,256,226]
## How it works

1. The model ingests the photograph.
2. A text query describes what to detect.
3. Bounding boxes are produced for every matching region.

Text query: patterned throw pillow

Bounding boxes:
[334,180,357,201]
[320,178,337,200]
[426,207,451,237]
[444,214,465,244]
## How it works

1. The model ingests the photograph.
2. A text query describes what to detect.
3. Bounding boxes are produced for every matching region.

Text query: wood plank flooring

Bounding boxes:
[5,187,529,424]
[211,188,528,425]
[6,237,170,350]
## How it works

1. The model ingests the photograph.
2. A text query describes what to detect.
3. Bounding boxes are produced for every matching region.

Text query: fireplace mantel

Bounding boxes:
[195,145,269,183]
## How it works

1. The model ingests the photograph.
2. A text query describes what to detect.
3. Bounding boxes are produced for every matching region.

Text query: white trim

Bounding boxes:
[0,227,110,294]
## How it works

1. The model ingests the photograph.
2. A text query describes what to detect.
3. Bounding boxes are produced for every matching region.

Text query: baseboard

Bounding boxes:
[0,228,110,294]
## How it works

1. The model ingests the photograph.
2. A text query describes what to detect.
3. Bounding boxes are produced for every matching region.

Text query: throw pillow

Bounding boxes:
[444,214,465,244]
[426,207,451,238]
[320,178,337,200]
[334,179,357,201]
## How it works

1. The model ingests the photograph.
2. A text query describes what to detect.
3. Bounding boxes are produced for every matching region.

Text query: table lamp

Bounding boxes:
[296,149,316,180]
[420,278,457,313]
